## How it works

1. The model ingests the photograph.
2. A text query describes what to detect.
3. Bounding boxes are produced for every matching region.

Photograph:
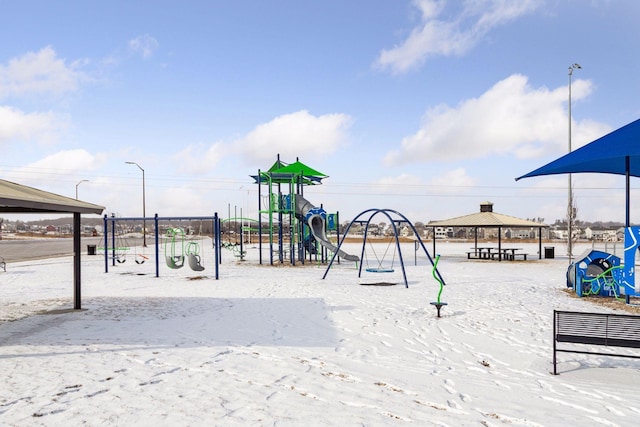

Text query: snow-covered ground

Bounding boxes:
[1,241,640,426]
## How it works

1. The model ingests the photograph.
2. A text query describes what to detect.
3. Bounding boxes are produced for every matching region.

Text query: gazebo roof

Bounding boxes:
[0,179,104,214]
[427,202,547,228]
[0,178,104,310]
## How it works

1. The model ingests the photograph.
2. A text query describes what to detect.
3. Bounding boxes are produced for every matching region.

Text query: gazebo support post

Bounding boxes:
[73,212,82,309]
[538,226,542,259]
[432,226,436,255]
[474,227,478,252]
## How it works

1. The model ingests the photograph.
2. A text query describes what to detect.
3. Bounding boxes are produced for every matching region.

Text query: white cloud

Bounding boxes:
[429,167,475,192]
[384,74,609,165]
[0,106,66,145]
[171,110,352,176]
[25,149,103,171]
[375,0,541,74]
[2,149,107,197]
[233,110,352,164]
[0,46,86,98]
[128,34,159,59]
[173,142,227,175]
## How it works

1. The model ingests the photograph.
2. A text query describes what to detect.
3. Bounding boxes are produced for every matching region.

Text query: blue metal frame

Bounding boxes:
[323,208,445,289]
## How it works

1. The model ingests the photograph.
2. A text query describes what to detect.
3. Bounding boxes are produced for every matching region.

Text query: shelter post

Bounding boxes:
[103,214,109,273]
[432,226,436,256]
[155,214,160,277]
[626,156,630,227]
[73,213,82,309]
[215,212,220,279]
[538,227,542,259]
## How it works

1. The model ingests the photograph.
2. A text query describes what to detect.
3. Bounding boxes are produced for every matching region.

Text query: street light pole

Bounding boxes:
[568,63,581,263]
[75,179,89,200]
[126,161,147,247]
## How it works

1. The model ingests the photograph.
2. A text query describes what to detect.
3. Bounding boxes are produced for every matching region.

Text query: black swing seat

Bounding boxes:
[135,254,148,264]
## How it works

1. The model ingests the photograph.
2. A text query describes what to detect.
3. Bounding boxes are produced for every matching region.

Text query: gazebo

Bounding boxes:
[0,179,105,308]
[427,202,549,260]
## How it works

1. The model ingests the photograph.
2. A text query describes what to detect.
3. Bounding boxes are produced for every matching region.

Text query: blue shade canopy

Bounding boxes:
[516,118,640,180]
[516,117,640,226]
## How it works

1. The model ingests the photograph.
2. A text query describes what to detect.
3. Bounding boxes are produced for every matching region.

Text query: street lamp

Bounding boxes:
[125,161,146,247]
[75,179,89,200]
[567,63,581,263]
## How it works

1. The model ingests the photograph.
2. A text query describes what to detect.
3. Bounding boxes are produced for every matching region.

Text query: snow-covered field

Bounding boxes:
[2,241,640,426]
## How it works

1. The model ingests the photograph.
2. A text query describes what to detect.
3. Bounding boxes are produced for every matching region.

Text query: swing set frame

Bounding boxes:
[102,213,221,279]
[322,208,446,288]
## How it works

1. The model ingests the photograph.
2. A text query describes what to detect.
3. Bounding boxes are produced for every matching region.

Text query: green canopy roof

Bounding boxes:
[272,160,327,178]
[267,159,288,173]
[252,159,328,184]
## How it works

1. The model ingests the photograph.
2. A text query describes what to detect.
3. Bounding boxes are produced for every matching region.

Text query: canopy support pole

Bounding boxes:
[626,155,631,227]
[73,212,81,309]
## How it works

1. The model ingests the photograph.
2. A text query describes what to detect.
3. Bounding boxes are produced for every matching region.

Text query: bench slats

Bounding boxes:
[553,310,640,374]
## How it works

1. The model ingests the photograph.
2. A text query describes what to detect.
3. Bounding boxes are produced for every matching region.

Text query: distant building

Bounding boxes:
[584,227,618,241]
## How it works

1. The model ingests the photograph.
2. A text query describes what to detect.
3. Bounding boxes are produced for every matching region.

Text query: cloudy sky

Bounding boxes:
[2,0,640,225]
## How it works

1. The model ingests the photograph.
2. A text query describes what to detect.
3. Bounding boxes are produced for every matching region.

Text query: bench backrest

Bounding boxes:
[554,310,640,349]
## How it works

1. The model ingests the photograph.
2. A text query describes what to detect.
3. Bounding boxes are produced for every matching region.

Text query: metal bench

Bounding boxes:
[553,310,640,374]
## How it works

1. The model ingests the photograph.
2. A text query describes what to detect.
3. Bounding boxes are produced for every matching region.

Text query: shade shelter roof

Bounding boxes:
[517,118,640,179]
[0,179,104,214]
[516,117,640,226]
[427,202,548,260]
[0,179,105,309]
[428,201,548,228]
[428,211,546,228]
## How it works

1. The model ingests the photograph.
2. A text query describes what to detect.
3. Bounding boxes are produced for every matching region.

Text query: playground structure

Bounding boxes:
[323,208,446,293]
[252,155,359,265]
[102,213,221,279]
[567,227,640,302]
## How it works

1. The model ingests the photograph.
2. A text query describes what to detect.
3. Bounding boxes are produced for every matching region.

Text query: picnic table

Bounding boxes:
[467,247,527,261]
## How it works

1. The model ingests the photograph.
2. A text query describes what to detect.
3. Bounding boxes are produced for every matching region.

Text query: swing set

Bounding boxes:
[323,208,447,317]
[323,208,446,288]
[102,213,221,279]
